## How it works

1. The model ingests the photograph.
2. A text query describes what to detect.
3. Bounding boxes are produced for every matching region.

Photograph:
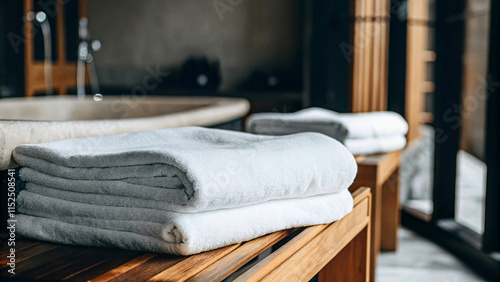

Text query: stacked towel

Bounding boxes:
[247,107,408,155]
[14,126,357,255]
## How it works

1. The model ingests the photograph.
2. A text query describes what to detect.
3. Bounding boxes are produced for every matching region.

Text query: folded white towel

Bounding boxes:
[17,189,353,255]
[344,135,407,155]
[247,107,408,139]
[13,127,357,212]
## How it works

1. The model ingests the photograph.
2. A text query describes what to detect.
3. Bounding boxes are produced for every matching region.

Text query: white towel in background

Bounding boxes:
[247,107,408,139]
[344,135,407,156]
[17,189,353,255]
[14,127,357,212]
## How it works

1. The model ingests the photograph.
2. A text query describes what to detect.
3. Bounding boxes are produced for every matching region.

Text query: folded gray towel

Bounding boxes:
[247,107,408,139]
[247,108,408,155]
[14,127,357,212]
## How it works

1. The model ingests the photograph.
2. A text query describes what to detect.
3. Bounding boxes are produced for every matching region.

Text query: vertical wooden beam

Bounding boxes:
[379,2,389,111]
[362,0,374,112]
[350,0,389,113]
[432,0,466,220]
[483,0,500,253]
[381,169,400,251]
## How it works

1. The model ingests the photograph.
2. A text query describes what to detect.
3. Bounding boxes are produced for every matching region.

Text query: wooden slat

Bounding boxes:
[52,251,143,281]
[372,19,382,111]
[187,229,296,282]
[0,242,59,269]
[234,225,328,282]
[89,253,157,282]
[354,0,365,17]
[362,19,373,112]
[0,239,40,256]
[374,0,383,18]
[350,0,390,112]
[380,0,390,18]
[21,246,114,280]
[259,196,371,281]
[63,250,144,281]
[8,245,89,276]
[379,19,389,110]
[106,255,185,281]
[147,244,240,282]
[362,0,374,112]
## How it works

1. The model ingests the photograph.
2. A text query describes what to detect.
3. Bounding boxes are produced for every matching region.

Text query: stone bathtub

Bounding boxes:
[0,95,250,170]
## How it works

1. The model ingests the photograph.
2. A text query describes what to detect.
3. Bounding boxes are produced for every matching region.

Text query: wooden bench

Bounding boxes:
[1,188,371,282]
[351,150,401,281]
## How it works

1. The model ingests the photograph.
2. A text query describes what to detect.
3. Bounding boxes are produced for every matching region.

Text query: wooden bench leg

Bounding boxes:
[371,182,382,282]
[352,175,380,282]
[318,225,371,282]
[381,168,400,251]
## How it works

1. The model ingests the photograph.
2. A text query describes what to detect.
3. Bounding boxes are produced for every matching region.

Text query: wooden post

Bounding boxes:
[318,225,371,282]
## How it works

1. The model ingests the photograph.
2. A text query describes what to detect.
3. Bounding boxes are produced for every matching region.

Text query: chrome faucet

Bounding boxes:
[33,11,53,95]
[77,17,101,100]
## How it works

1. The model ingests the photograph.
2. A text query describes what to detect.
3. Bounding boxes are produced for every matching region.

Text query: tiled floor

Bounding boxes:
[377,228,484,281]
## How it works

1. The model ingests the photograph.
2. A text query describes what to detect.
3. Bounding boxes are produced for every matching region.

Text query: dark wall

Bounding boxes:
[0,0,25,98]
[88,0,304,91]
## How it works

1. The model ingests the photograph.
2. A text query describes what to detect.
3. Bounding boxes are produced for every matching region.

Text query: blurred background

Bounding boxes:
[0,0,499,280]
